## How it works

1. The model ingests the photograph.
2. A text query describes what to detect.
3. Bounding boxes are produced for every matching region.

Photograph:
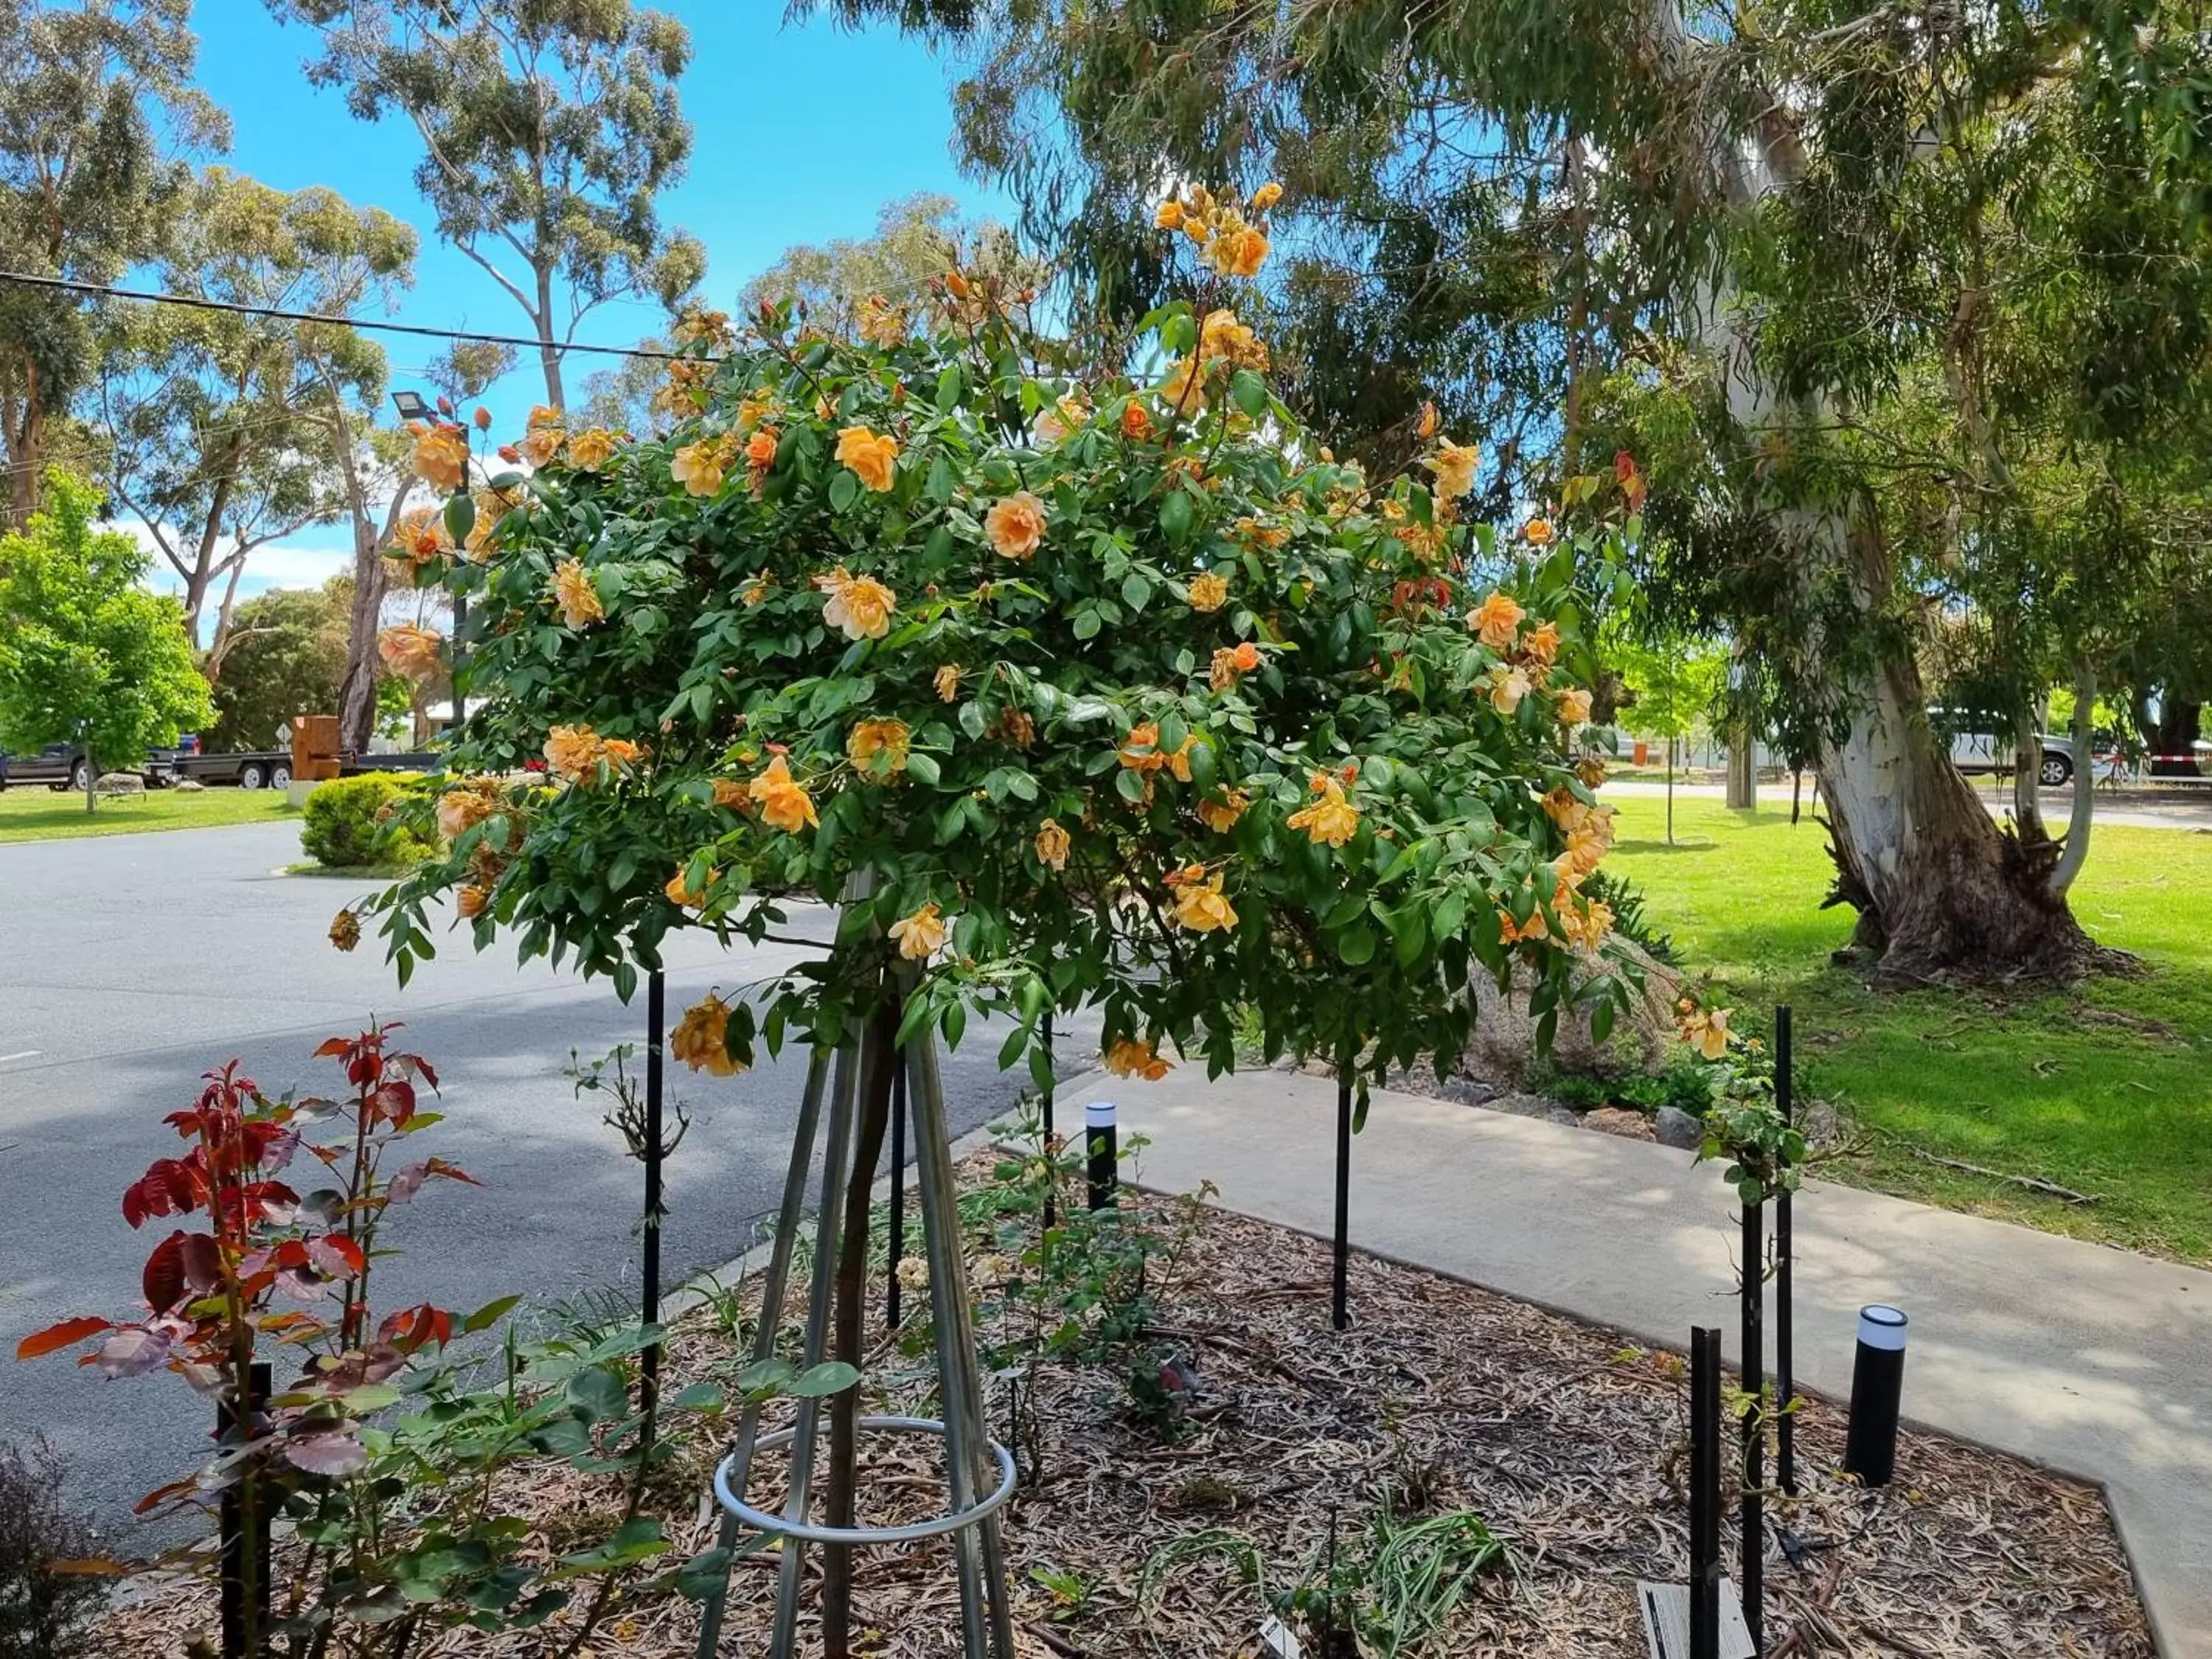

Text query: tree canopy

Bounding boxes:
[0,0,227,526]
[0,468,212,785]
[266,0,705,410]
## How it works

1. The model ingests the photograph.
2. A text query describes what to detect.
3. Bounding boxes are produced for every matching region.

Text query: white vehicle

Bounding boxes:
[1936,714,2076,787]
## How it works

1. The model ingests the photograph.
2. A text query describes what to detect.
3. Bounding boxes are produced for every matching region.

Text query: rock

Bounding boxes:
[1654,1106,1705,1150]
[95,771,145,796]
[1544,1106,1582,1129]
[1582,1107,1656,1141]
[1462,938,1684,1088]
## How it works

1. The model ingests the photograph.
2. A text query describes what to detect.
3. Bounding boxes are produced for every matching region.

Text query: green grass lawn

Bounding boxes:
[0,785,300,843]
[1607,797,2212,1263]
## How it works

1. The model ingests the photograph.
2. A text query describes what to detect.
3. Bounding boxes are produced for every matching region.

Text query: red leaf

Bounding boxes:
[285,1430,367,1477]
[371,1081,416,1127]
[134,1477,199,1514]
[306,1235,365,1279]
[15,1315,113,1360]
[142,1232,191,1312]
[95,1326,172,1378]
[312,1037,352,1058]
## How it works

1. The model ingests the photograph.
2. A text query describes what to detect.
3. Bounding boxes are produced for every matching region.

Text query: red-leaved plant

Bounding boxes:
[17,1023,478,1494]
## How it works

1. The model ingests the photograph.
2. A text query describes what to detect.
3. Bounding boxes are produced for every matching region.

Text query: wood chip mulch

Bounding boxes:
[94,1159,2151,1658]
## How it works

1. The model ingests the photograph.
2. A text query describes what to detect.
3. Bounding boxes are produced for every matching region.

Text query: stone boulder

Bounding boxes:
[1461,938,1684,1088]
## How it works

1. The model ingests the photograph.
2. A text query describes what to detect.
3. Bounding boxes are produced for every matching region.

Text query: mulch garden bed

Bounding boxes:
[97,1156,2149,1658]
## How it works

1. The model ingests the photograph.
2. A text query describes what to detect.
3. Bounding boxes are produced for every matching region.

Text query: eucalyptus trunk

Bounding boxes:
[1677,29,2098,982]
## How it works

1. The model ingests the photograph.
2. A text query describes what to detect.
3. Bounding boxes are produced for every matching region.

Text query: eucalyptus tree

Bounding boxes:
[817,0,2212,981]
[94,169,414,674]
[0,0,226,527]
[265,0,706,411]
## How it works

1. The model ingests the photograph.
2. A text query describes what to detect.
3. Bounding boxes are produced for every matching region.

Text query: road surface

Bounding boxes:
[0,820,1095,1544]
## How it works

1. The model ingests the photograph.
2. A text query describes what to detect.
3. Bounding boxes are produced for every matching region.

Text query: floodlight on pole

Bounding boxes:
[390,389,433,422]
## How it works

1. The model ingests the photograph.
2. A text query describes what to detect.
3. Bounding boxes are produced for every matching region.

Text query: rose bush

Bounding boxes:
[357,194,1644,1092]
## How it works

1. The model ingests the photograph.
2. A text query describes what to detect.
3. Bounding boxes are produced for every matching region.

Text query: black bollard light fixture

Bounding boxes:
[1842,1304,1908,1487]
[1774,1005,1796,1497]
[1085,1099,1118,1210]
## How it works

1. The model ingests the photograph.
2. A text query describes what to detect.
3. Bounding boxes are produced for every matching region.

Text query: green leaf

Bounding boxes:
[1230,369,1270,417]
[790,1361,860,1398]
[1337,924,1377,966]
[464,1294,522,1334]
[1115,767,1147,803]
[1121,571,1153,611]
[565,1366,628,1425]
[669,1382,725,1414]
[936,362,964,411]
[1159,489,1193,543]
[828,470,860,513]
[926,452,956,504]
[905,751,941,786]
[442,493,476,544]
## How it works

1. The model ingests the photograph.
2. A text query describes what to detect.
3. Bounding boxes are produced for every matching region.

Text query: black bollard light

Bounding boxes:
[1689,1328,1722,1659]
[1842,1304,1908,1487]
[1085,1099,1118,1210]
[1040,1009,1057,1230]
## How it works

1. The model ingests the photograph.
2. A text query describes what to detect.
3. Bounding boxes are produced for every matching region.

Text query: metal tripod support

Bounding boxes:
[692,1018,1016,1658]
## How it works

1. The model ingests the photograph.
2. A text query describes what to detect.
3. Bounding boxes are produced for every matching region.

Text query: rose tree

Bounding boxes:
[356,200,1641,1091]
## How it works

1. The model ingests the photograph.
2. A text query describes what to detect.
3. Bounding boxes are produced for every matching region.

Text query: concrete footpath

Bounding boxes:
[1088,1067,2212,1658]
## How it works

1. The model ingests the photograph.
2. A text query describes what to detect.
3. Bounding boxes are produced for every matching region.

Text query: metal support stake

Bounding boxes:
[766,1037,861,1659]
[909,1024,1018,1659]
[692,1048,833,1659]
[1332,1065,1353,1332]
[1690,1327,1722,1659]
[886,1049,908,1329]
[1775,1005,1796,1498]
[220,1362,272,1659]
[1741,1201,1764,1654]
[642,969,666,1416]
[1039,1008,1057,1230]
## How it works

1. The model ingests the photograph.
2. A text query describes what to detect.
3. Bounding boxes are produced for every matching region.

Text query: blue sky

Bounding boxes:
[159,0,1008,605]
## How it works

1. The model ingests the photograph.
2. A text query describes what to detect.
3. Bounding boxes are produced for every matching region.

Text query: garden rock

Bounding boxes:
[1544,1105,1582,1129]
[1463,936,1683,1085]
[95,771,144,796]
[1654,1106,1704,1150]
[1582,1107,1655,1141]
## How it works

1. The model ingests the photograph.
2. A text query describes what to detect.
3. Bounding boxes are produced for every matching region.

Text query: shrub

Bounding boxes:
[0,1436,105,1659]
[300,772,434,869]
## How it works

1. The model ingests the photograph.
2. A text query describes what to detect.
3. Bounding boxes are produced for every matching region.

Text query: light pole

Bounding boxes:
[390,390,465,736]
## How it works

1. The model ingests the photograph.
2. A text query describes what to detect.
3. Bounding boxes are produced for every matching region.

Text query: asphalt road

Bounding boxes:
[0,820,1097,1544]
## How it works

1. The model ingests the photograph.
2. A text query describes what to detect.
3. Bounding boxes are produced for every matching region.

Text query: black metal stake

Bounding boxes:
[1775,1004,1796,1498]
[1039,1009,1057,1230]
[1690,1328,1722,1659]
[220,1361,271,1659]
[1332,1066,1352,1332]
[886,1051,907,1329]
[641,969,665,1415]
[1742,1199,1764,1654]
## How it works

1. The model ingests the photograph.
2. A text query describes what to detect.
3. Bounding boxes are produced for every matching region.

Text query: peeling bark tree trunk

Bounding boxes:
[1664,23,2101,983]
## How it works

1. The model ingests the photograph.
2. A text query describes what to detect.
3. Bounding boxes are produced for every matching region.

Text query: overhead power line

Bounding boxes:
[0,270,686,364]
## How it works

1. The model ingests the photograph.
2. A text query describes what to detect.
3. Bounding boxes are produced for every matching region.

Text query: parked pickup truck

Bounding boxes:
[0,744,180,791]
[1935,714,2077,787]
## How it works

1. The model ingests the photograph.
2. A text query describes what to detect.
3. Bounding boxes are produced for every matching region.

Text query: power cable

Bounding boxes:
[0,270,689,364]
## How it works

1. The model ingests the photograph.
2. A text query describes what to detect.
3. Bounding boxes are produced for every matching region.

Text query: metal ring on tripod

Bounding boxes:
[712,1414,1018,1546]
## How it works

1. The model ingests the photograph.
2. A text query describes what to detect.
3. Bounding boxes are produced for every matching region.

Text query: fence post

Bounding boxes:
[1690,1328,1721,1659]
[1741,1200,1764,1654]
[886,1050,908,1329]
[1331,1065,1352,1332]
[1775,1005,1796,1498]
[641,968,665,1418]
[220,1361,271,1659]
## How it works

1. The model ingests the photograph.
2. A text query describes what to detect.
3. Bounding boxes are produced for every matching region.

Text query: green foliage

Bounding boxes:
[367,270,1636,1082]
[268,0,703,408]
[208,579,352,751]
[1141,1495,1509,1659]
[0,469,212,784]
[95,168,415,645]
[0,0,227,521]
[301,771,434,869]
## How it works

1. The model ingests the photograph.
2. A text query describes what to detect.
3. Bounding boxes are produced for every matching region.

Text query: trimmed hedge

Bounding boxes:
[301,773,437,869]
